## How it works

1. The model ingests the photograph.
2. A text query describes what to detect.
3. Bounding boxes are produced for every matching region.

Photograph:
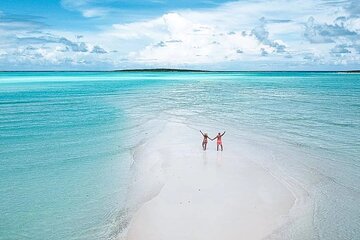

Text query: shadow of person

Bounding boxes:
[216,151,223,167]
[203,151,208,166]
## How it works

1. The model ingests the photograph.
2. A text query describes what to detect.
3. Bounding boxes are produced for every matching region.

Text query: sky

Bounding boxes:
[0,0,359,70]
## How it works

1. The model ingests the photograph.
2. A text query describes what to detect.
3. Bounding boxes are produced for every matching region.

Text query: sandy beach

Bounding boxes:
[126,122,297,240]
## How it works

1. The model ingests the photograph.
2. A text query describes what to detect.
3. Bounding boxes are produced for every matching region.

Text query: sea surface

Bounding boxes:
[0,72,359,239]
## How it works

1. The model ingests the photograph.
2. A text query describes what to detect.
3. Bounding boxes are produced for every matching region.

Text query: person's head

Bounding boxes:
[204,133,208,137]
[218,132,221,135]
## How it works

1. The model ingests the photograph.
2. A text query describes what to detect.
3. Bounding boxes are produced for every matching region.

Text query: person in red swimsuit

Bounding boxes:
[213,131,226,151]
[200,130,212,151]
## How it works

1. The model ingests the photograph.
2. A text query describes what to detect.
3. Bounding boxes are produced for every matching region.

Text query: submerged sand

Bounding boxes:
[125,122,296,240]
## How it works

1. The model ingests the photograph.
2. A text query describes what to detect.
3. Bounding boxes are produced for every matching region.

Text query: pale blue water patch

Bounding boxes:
[0,71,359,239]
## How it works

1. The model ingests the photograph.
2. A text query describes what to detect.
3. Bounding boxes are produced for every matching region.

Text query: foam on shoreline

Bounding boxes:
[124,121,301,240]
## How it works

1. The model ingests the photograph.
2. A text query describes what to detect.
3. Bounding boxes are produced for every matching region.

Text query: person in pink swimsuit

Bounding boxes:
[213,131,226,151]
[200,130,211,151]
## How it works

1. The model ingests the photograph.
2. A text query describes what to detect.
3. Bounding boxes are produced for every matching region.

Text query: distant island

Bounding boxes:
[338,70,360,73]
[115,68,210,72]
[115,69,360,73]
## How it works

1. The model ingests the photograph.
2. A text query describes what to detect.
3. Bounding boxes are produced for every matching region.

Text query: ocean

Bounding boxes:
[0,72,359,239]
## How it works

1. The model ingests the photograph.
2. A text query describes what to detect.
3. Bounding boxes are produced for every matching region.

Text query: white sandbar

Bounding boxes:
[126,122,295,240]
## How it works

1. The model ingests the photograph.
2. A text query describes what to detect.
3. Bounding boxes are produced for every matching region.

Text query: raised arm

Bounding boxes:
[221,131,226,136]
[200,130,204,136]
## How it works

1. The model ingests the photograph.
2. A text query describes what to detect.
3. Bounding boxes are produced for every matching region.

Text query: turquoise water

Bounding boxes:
[0,72,359,239]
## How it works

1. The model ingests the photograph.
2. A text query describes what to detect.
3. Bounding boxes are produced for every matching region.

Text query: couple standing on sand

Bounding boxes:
[200,130,226,151]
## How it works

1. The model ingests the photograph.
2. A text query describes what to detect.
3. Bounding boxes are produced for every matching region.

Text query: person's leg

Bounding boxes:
[221,144,223,151]
[202,142,205,150]
[217,144,219,151]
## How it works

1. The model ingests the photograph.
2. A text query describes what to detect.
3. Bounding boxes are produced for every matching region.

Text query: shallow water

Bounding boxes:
[0,72,359,239]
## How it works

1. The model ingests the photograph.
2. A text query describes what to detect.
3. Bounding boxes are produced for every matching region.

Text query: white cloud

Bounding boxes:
[82,8,109,18]
[61,0,111,18]
[123,13,271,65]
[91,45,107,54]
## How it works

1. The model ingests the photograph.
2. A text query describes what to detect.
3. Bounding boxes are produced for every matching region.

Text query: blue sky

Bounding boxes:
[0,0,359,70]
